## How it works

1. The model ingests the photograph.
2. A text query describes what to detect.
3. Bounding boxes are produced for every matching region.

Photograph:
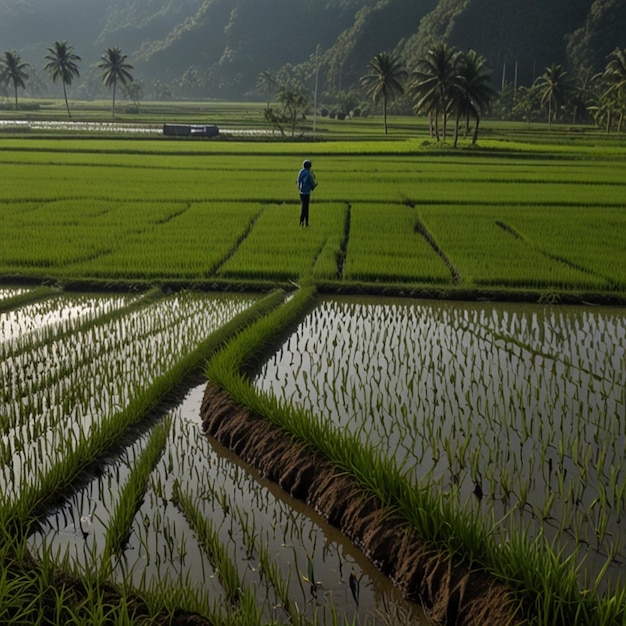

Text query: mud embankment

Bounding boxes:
[200,382,523,626]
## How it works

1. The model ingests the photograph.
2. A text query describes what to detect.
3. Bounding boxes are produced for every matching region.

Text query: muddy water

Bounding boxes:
[30,383,427,625]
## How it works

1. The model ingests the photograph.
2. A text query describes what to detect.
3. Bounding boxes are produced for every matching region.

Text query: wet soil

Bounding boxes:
[200,382,524,626]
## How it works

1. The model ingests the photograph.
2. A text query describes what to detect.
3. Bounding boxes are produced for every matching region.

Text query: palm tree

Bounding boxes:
[257,69,277,109]
[98,47,134,118]
[0,50,30,110]
[536,63,571,124]
[410,43,460,140]
[360,52,407,134]
[277,85,309,137]
[448,49,495,146]
[568,67,599,125]
[44,41,81,118]
[602,48,626,133]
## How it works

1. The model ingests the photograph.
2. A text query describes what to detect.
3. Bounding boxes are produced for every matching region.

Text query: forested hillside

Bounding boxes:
[398,0,592,86]
[0,0,624,101]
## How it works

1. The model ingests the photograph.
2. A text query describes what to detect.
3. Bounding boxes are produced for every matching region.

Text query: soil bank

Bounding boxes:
[200,382,524,626]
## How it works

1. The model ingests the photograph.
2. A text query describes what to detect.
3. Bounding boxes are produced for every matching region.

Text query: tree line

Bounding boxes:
[0,43,135,118]
[263,43,626,141]
[2,39,626,139]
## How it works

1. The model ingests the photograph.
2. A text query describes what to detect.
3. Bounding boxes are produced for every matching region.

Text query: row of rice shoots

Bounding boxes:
[64,202,263,280]
[418,205,614,289]
[1,140,624,295]
[207,288,625,625]
[343,204,452,283]
[254,297,625,591]
[3,290,334,623]
[218,203,347,281]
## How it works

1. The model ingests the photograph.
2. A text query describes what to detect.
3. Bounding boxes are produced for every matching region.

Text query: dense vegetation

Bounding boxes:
[0,120,624,302]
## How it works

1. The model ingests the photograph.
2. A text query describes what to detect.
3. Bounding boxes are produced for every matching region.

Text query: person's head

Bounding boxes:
[302,159,312,169]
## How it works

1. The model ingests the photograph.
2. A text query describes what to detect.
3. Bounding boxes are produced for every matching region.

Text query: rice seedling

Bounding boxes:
[66,202,263,280]
[4,286,425,625]
[1,127,625,624]
[220,291,626,624]
[418,204,612,290]
[218,203,347,281]
[343,204,452,283]
[101,416,172,577]
[1,136,624,297]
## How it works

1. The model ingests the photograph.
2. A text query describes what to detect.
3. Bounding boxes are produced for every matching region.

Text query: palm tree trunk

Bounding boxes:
[63,83,71,118]
[383,94,388,134]
[452,109,461,148]
[112,80,117,118]
[472,114,480,145]
[13,84,18,111]
[548,98,553,125]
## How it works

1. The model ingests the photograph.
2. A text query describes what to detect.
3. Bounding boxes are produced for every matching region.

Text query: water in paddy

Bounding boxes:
[12,290,625,619]
[30,383,425,625]
[254,296,626,593]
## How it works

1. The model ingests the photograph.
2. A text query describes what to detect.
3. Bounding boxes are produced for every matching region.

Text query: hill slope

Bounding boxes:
[0,0,624,99]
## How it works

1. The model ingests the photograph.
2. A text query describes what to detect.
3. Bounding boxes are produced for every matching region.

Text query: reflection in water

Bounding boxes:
[255,296,626,592]
[30,384,426,625]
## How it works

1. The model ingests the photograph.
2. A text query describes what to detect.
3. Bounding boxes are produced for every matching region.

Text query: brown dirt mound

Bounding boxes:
[201,383,523,626]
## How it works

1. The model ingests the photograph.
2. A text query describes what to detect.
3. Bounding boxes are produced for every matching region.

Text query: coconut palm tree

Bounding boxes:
[98,46,134,118]
[448,49,495,146]
[410,43,460,140]
[257,69,277,110]
[277,84,309,137]
[0,50,30,110]
[602,48,626,133]
[536,63,571,124]
[360,52,407,134]
[44,41,81,118]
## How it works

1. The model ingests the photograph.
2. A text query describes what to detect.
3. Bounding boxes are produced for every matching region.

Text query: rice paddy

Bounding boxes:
[0,133,624,295]
[0,288,424,624]
[254,296,626,593]
[0,118,625,624]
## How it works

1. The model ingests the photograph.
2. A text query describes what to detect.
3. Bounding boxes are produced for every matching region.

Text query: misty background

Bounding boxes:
[0,0,624,104]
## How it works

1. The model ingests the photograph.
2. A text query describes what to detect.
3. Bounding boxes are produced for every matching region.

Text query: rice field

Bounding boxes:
[0,287,424,625]
[254,296,626,594]
[0,136,624,295]
[0,124,625,624]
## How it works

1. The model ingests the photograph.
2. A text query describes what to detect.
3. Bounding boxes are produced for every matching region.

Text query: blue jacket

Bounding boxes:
[297,168,317,195]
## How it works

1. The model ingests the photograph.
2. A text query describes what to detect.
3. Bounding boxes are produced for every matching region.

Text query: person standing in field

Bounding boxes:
[297,159,317,227]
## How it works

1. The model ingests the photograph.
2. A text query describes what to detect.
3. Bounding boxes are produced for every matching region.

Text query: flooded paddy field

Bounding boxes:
[255,296,626,592]
[1,287,426,625]
[2,286,624,622]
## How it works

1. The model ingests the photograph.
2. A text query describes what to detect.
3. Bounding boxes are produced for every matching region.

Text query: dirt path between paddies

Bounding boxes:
[201,383,524,626]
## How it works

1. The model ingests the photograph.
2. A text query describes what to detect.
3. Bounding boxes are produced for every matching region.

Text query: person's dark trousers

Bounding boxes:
[299,193,310,226]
